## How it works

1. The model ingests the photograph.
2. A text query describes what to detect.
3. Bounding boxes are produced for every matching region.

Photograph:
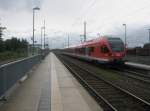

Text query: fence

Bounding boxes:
[0,55,42,99]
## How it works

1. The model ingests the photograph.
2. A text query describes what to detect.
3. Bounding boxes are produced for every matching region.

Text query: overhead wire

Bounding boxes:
[70,0,98,32]
[89,0,150,33]
[69,0,150,47]
[70,0,150,34]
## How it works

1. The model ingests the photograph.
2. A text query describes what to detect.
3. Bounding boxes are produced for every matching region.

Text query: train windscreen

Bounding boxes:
[108,38,124,52]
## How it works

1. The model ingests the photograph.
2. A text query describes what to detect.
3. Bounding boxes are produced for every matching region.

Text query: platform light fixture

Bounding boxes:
[32,7,40,55]
[123,24,127,47]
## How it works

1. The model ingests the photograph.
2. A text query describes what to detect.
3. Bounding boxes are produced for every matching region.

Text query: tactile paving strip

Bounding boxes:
[38,81,51,111]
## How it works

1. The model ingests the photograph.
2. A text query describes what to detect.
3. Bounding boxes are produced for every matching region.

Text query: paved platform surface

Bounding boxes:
[0,53,103,111]
[51,53,102,111]
[0,54,51,111]
[125,62,150,70]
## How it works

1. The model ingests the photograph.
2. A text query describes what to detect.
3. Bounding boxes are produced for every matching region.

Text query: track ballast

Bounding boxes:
[55,53,150,111]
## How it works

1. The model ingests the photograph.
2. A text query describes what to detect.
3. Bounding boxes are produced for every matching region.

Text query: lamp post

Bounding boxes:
[40,26,44,56]
[123,24,127,46]
[80,34,83,43]
[148,29,150,56]
[32,7,40,55]
[67,34,70,48]
[84,21,86,42]
[148,29,150,43]
[43,20,46,49]
[41,27,43,49]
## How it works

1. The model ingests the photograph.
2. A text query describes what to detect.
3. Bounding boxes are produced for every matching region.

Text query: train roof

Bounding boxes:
[66,36,122,49]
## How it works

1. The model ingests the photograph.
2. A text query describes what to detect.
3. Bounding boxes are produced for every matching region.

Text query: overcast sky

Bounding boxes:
[1,0,150,47]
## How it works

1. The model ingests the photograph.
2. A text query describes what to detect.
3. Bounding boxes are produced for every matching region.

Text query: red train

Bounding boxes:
[63,36,126,64]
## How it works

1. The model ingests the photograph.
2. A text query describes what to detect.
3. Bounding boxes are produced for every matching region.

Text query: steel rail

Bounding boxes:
[111,67,150,84]
[56,54,150,111]
[56,54,117,111]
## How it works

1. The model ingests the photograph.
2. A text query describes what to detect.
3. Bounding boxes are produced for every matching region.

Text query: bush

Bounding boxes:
[0,51,28,62]
[0,37,28,62]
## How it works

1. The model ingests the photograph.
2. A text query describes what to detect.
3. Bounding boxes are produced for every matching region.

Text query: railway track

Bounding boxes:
[56,53,150,111]
[63,52,150,84]
[111,66,150,84]
[62,54,150,103]
[113,65,150,84]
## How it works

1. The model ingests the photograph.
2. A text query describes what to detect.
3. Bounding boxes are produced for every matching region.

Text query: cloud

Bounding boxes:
[0,0,44,12]
[1,0,150,48]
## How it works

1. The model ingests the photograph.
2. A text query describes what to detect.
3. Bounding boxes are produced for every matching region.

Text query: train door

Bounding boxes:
[100,45,110,58]
[85,47,95,56]
[85,47,89,56]
[80,47,86,55]
[89,47,94,56]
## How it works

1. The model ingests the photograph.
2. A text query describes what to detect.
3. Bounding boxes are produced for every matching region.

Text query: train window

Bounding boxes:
[101,46,109,53]
[79,48,86,54]
[75,48,78,53]
[89,47,94,52]
[108,39,124,52]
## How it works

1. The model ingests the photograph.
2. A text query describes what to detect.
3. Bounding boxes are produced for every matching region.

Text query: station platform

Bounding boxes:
[125,62,150,70]
[0,53,102,111]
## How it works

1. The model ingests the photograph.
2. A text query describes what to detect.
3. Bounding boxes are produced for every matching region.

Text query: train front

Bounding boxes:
[107,38,126,63]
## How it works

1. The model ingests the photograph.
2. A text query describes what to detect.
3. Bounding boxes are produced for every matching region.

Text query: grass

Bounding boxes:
[0,51,28,62]
[87,64,121,81]
[96,68,121,81]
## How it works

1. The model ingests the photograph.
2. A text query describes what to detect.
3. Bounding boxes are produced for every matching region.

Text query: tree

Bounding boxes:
[0,27,6,52]
[0,37,3,52]
[4,37,28,52]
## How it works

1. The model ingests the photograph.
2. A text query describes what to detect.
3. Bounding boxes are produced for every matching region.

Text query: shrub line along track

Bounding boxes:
[55,53,150,111]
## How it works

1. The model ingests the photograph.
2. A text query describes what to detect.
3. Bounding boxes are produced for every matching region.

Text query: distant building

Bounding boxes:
[143,43,150,49]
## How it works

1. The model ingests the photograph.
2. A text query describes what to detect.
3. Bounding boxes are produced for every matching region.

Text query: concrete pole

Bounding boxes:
[43,20,46,49]
[68,34,70,48]
[32,7,40,55]
[41,27,43,49]
[148,29,150,56]
[84,21,86,42]
[32,9,35,55]
[123,24,127,47]
[148,29,150,43]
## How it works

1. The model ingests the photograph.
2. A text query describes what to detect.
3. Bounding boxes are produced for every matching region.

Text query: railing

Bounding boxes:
[0,55,42,100]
